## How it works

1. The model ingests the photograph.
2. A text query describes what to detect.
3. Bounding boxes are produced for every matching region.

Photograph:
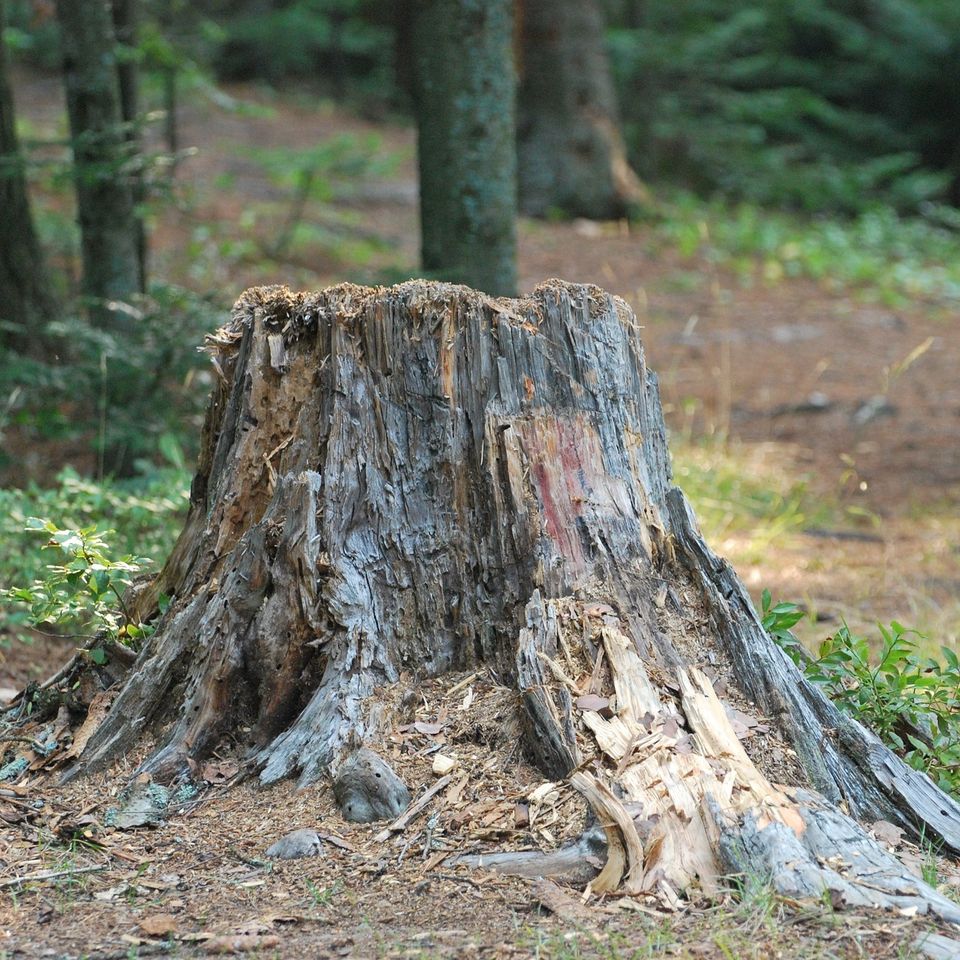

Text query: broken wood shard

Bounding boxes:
[42,279,960,918]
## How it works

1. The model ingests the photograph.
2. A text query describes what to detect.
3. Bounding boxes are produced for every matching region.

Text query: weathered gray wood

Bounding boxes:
[54,279,960,916]
[708,789,960,924]
[516,592,581,779]
[266,829,325,860]
[914,932,960,960]
[453,821,605,884]
[666,490,960,851]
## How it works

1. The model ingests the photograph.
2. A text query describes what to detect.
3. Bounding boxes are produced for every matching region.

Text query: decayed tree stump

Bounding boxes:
[66,280,960,913]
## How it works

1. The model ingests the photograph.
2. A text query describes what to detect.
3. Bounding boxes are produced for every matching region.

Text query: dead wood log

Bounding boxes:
[54,279,960,912]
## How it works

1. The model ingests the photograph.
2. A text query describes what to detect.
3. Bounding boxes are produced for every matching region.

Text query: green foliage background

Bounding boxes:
[606,0,960,213]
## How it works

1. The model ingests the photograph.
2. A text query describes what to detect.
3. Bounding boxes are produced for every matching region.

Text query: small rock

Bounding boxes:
[109,780,171,829]
[333,748,410,823]
[852,395,897,426]
[266,828,325,860]
[432,754,458,776]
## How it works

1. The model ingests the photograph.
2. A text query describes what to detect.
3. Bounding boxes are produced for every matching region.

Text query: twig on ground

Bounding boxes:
[0,864,106,889]
[373,774,453,844]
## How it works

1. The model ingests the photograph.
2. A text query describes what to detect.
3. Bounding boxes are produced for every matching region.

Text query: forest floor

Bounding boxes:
[1,69,959,958]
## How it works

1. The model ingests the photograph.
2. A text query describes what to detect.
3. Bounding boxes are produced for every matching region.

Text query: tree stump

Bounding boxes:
[66,280,960,914]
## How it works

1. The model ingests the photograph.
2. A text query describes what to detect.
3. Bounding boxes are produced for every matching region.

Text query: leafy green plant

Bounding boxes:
[0,466,187,596]
[766,593,960,796]
[654,193,960,307]
[760,590,806,654]
[305,877,343,907]
[3,520,152,648]
[0,282,220,478]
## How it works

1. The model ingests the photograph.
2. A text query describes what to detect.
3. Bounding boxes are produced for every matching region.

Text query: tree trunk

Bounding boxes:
[59,280,960,917]
[412,0,517,296]
[56,0,142,326]
[516,0,647,219]
[0,0,58,351]
[111,0,147,291]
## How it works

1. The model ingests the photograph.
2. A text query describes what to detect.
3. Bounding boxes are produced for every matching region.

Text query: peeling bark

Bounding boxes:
[63,279,960,912]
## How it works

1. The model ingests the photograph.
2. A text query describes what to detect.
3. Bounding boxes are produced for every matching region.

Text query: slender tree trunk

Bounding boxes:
[111,0,147,291]
[412,0,517,296]
[45,279,960,921]
[0,0,58,351]
[516,0,647,219]
[56,0,141,326]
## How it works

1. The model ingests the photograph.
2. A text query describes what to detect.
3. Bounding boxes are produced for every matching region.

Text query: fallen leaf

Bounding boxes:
[413,721,443,736]
[140,914,178,937]
[661,717,679,738]
[317,831,355,852]
[202,760,240,784]
[445,774,468,805]
[94,884,130,901]
[871,819,904,847]
[575,694,611,714]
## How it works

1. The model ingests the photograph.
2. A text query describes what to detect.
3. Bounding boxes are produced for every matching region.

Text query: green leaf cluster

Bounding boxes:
[655,193,960,306]
[3,519,151,646]
[0,466,188,639]
[764,591,960,796]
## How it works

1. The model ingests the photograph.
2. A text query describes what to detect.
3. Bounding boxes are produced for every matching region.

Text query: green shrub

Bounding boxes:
[4,520,153,645]
[655,193,960,306]
[765,592,960,796]
[0,466,189,637]
[0,283,220,477]
[608,0,960,214]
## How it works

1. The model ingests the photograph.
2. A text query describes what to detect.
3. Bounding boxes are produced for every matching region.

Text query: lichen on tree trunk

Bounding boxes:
[66,279,960,914]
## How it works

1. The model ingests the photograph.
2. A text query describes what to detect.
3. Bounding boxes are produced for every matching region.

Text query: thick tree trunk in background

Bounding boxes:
[0,0,58,350]
[517,0,647,219]
[56,0,142,325]
[62,279,960,916]
[111,0,147,290]
[412,0,517,296]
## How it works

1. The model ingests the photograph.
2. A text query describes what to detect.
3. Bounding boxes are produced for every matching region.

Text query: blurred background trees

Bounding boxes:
[55,0,144,326]
[0,0,57,352]
[516,0,646,219]
[1,0,959,498]
[412,0,517,295]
